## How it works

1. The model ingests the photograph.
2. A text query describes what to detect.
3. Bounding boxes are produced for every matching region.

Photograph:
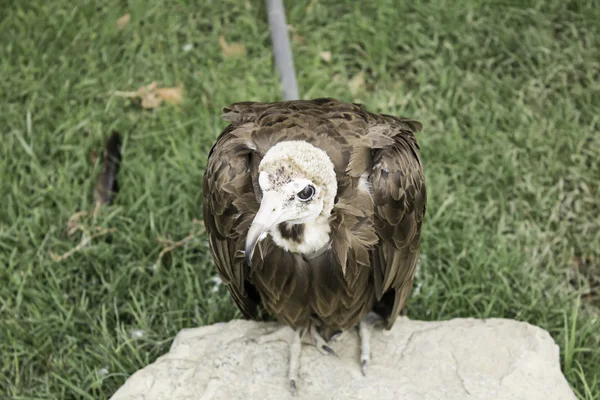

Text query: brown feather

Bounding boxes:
[94,131,121,205]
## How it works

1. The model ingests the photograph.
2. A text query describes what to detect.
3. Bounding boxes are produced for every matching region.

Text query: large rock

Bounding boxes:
[110,318,576,400]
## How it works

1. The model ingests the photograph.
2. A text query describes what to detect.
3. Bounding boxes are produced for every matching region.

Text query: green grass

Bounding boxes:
[1,0,599,398]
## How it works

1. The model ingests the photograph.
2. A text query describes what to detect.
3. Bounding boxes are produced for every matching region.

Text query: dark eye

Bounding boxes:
[297,185,315,201]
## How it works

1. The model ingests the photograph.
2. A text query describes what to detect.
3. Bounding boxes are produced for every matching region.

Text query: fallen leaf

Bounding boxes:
[113,82,183,109]
[140,91,162,109]
[157,86,183,105]
[348,71,365,96]
[219,35,247,57]
[136,82,162,109]
[320,51,331,63]
[116,13,130,30]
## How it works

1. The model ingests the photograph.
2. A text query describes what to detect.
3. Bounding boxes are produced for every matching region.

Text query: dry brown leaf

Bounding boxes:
[219,35,247,57]
[348,71,365,96]
[157,86,183,105]
[113,82,183,109]
[116,13,131,30]
[320,51,331,63]
[141,92,162,109]
[136,82,162,109]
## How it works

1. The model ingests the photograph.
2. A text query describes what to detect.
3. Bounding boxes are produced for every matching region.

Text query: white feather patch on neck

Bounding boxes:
[269,216,331,254]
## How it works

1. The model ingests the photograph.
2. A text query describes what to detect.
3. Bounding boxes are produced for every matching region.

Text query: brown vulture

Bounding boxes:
[202,98,426,393]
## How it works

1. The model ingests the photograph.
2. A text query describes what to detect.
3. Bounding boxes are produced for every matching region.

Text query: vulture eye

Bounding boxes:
[297,185,315,201]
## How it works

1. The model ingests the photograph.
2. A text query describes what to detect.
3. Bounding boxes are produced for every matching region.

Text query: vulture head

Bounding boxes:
[245,140,337,264]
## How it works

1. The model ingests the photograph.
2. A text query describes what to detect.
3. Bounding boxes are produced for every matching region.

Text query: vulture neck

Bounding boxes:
[272,215,332,255]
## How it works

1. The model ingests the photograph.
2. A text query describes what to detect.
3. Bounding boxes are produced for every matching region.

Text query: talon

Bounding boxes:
[253,326,302,392]
[308,324,339,357]
[359,311,382,376]
[321,344,338,357]
[329,330,343,341]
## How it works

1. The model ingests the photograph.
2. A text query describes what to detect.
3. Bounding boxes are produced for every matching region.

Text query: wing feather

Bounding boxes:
[368,119,427,329]
[202,124,261,319]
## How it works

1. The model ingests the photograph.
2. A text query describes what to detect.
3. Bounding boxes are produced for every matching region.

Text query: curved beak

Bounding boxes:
[245,192,285,266]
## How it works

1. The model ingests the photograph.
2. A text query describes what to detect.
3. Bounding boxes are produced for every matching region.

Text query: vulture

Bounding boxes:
[202,98,426,392]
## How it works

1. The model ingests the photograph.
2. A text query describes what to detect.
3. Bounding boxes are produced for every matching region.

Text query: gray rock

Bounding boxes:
[110,318,576,400]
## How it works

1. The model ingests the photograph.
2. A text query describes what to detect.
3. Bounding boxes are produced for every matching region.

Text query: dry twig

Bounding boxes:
[155,219,205,266]
[50,227,116,262]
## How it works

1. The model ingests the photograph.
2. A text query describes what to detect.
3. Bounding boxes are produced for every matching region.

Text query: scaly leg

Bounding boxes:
[255,326,301,394]
[358,311,383,376]
[255,324,336,395]
[288,329,302,394]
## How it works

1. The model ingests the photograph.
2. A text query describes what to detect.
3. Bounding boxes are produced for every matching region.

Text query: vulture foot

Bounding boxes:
[308,323,339,357]
[358,311,383,376]
[254,324,338,395]
[255,326,301,395]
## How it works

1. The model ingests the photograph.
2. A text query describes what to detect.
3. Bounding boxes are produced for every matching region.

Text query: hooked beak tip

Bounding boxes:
[245,192,285,266]
[245,223,267,267]
[245,247,253,266]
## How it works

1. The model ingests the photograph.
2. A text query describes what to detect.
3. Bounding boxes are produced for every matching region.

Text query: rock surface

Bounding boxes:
[110,318,576,400]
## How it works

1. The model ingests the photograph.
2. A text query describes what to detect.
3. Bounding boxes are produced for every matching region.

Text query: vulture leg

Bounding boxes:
[358,311,383,376]
[255,325,301,394]
[288,329,302,395]
[255,323,337,394]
